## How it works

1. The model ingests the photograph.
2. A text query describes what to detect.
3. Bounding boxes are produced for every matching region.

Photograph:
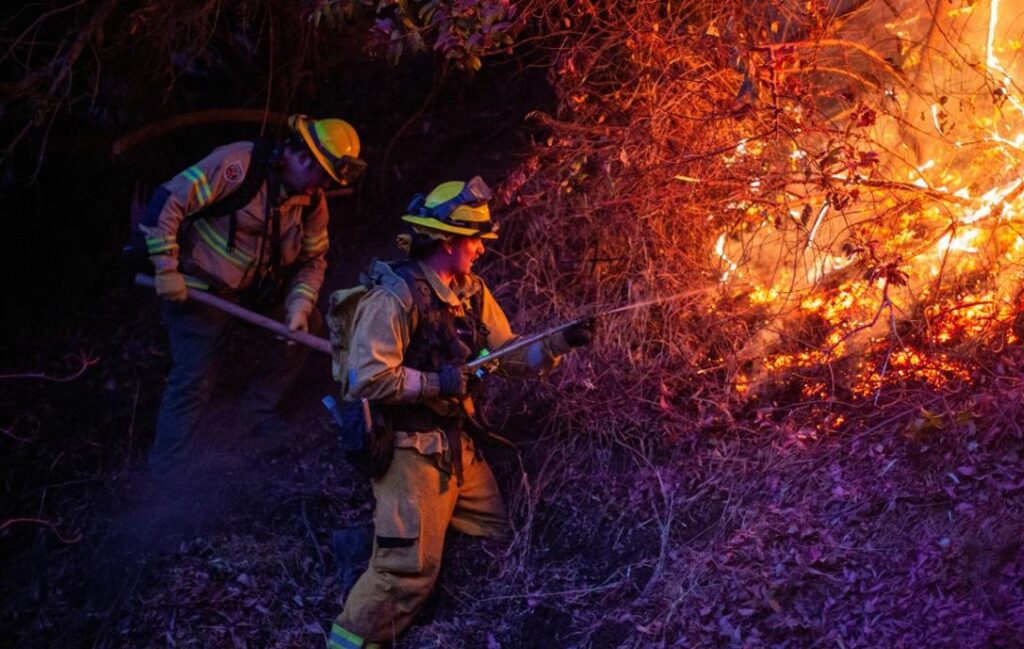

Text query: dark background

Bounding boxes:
[0,7,557,645]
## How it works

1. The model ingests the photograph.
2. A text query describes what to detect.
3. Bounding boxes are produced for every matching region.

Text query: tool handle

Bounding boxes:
[134,273,332,355]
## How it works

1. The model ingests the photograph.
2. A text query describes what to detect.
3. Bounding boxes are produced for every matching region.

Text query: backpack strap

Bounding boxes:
[361,259,415,313]
[266,161,283,269]
[184,140,279,252]
[391,261,444,362]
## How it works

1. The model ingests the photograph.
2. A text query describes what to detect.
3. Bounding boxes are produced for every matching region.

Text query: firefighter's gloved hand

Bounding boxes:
[438,363,470,398]
[154,269,188,302]
[286,305,310,333]
[563,317,595,347]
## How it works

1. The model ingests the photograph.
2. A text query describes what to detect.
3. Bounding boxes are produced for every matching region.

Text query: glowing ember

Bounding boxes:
[708,0,1024,400]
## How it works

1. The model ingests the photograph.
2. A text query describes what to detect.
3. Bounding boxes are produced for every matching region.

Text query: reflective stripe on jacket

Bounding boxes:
[141,141,329,310]
[345,260,572,456]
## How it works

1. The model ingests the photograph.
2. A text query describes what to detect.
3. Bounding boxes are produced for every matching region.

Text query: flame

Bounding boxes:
[936,229,979,255]
[987,0,1024,116]
[715,233,738,281]
[748,285,780,305]
[705,0,1024,401]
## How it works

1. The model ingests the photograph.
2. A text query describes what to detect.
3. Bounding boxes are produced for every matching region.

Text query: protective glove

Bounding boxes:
[563,317,595,348]
[437,363,470,398]
[154,269,188,302]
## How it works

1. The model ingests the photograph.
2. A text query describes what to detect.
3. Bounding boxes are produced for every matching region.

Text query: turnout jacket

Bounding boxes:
[141,141,329,315]
[346,260,573,457]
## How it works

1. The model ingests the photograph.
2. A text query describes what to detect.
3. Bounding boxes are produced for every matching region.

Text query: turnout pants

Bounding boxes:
[331,436,507,646]
[148,298,323,474]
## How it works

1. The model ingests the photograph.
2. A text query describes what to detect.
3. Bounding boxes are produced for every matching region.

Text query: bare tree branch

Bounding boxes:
[0,352,100,382]
[0,517,81,543]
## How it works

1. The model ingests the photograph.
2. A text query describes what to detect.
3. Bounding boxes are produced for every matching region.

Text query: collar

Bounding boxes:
[416,261,478,307]
[279,189,313,209]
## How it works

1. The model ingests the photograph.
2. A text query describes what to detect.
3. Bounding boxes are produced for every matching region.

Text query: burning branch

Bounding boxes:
[503,0,1024,410]
[754,38,905,78]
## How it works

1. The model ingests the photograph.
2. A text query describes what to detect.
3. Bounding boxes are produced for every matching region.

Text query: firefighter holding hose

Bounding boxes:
[326,177,594,648]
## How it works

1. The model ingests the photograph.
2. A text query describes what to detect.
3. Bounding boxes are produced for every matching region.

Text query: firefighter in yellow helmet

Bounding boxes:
[326,177,593,648]
[140,115,365,474]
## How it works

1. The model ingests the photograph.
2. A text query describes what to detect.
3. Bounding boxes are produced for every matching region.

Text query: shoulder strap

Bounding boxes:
[466,275,490,339]
[392,261,453,361]
[360,259,414,308]
[391,261,431,316]
[265,153,283,268]
[184,140,280,251]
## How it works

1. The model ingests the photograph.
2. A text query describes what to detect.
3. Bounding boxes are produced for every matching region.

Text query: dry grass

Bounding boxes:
[424,1,1024,646]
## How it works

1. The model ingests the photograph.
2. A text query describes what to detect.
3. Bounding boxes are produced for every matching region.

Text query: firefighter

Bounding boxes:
[142,115,365,474]
[327,177,593,648]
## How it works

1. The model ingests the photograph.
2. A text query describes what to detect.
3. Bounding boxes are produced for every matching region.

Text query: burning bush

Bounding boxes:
[445,1,1024,646]
[499,0,1024,415]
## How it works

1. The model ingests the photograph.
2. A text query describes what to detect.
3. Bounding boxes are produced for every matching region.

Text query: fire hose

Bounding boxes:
[466,287,712,370]
[320,285,714,447]
[137,271,711,445]
[135,273,711,366]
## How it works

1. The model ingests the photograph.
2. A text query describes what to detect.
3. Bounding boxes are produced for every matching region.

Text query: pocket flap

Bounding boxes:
[372,496,422,574]
[375,496,420,541]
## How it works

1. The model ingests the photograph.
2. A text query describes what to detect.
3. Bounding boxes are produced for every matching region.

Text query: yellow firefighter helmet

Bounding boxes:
[401,177,499,239]
[289,114,366,185]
